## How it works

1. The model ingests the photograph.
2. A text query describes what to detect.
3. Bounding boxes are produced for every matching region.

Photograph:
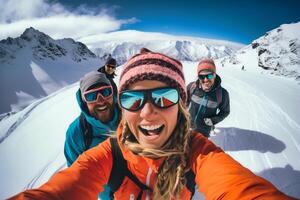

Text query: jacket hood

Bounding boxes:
[116,124,164,173]
[76,89,120,136]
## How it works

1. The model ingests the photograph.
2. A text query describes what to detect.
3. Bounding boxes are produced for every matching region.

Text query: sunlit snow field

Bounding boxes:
[0,62,299,199]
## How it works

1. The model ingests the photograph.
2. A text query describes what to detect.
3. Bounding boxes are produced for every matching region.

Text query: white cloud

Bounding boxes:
[0,0,136,40]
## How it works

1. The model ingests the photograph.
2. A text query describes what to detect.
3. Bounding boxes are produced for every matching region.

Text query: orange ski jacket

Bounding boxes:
[10,124,294,200]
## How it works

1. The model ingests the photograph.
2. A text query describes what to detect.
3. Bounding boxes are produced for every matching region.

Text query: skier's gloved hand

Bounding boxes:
[204,118,213,126]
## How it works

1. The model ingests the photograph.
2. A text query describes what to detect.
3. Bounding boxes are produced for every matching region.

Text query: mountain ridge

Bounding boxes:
[81,29,243,64]
[220,22,300,81]
[0,27,97,63]
[0,27,102,114]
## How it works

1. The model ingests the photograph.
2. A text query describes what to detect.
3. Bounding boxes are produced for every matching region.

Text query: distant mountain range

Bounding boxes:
[81,30,243,64]
[0,28,243,115]
[0,22,299,114]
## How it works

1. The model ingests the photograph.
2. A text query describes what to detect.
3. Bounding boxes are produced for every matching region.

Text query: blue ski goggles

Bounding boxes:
[198,73,214,80]
[119,87,179,111]
[83,85,113,103]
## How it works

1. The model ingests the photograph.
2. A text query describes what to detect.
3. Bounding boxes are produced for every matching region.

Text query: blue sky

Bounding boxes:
[59,0,300,44]
[1,0,300,44]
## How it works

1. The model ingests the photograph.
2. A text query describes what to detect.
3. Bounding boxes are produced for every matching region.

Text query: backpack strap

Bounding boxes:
[108,138,152,200]
[216,88,222,105]
[79,113,93,150]
[189,82,197,97]
[126,170,152,200]
[108,137,127,195]
[108,138,195,199]
[185,170,196,198]
[187,81,197,107]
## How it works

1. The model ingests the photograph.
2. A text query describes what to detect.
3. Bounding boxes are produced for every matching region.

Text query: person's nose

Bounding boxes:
[203,76,210,82]
[200,77,207,82]
[96,94,106,104]
[203,75,209,80]
[140,101,155,118]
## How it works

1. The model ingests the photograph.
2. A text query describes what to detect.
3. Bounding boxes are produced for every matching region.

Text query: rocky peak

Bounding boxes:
[222,22,300,81]
[20,27,48,42]
[1,27,97,63]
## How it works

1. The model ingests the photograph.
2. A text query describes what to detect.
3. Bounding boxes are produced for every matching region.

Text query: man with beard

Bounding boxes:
[64,71,120,199]
[187,58,230,137]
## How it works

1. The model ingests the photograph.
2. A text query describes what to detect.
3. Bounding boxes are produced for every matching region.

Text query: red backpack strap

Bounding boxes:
[189,82,197,96]
[216,88,222,105]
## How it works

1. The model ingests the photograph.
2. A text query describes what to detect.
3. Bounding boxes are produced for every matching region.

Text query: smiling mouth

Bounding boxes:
[96,105,108,112]
[138,124,165,136]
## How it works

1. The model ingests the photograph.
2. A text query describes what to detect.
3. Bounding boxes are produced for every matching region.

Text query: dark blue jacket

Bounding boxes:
[187,75,230,137]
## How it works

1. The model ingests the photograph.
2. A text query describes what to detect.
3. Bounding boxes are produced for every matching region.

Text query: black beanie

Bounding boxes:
[105,58,117,66]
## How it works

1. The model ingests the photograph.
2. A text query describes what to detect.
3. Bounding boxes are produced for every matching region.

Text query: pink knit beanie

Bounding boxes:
[119,49,187,102]
[197,58,216,74]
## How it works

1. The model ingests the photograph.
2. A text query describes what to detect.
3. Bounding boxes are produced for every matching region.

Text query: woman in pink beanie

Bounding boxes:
[10,49,294,200]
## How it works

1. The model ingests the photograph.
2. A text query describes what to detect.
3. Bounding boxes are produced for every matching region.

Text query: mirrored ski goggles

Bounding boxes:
[198,73,214,80]
[119,87,179,111]
[83,85,113,103]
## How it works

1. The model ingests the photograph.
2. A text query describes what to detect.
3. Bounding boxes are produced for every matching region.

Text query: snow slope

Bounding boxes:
[0,27,103,114]
[0,62,299,199]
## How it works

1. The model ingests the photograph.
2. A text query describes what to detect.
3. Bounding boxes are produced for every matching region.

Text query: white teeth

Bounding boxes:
[97,106,107,111]
[140,124,163,131]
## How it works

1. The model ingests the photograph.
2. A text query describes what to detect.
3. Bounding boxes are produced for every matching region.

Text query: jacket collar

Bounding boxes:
[116,124,164,173]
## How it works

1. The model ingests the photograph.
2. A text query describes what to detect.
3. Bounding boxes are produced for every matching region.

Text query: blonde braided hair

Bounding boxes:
[121,100,192,199]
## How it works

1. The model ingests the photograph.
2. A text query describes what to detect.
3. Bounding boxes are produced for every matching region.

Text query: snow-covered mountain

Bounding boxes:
[0,28,244,115]
[0,62,299,199]
[220,22,300,81]
[0,27,103,115]
[0,27,97,63]
[2,21,299,116]
[80,30,244,64]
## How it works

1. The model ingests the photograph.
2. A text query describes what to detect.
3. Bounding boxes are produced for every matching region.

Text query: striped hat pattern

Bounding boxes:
[118,50,187,102]
[197,58,216,74]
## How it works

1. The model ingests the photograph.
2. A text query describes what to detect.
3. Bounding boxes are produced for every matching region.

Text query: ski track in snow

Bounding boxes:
[265,100,300,153]
[256,90,300,154]
[0,84,76,144]
[237,81,300,197]
[223,75,293,169]
[0,100,44,144]
[25,152,66,190]
[25,156,54,189]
